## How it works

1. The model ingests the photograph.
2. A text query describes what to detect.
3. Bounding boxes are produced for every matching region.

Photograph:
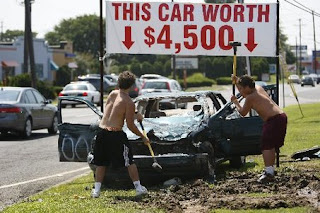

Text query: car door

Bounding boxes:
[57,97,103,162]
[24,89,42,128]
[32,89,53,128]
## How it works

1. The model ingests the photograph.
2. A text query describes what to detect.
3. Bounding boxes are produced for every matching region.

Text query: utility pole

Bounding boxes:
[171,0,176,79]
[295,37,298,75]
[23,0,37,88]
[0,21,3,41]
[299,19,302,76]
[99,0,104,112]
[312,11,317,74]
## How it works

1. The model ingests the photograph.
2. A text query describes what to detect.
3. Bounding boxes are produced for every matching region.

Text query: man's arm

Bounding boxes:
[231,95,252,116]
[125,102,150,144]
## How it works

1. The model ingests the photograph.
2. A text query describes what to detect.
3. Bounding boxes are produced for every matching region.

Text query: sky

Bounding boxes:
[1,0,319,55]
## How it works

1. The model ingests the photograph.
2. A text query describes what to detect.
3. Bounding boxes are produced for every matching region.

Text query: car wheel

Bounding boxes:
[21,118,32,138]
[229,156,246,169]
[0,131,9,137]
[301,84,304,87]
[48,115,58,134]
[72,104,76,108]
[61,104,66,108]
[199,141,216,178]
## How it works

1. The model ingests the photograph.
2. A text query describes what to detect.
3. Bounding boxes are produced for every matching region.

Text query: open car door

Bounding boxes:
[57,97,102,162]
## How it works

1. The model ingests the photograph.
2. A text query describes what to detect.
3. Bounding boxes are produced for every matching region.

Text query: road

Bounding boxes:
[0,83,319,211]
[219,82,320,107]
[0,108,101,211]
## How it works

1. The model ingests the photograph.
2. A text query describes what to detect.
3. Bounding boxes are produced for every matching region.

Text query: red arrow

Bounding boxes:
[122,26,134,50]
[245,28,257,52]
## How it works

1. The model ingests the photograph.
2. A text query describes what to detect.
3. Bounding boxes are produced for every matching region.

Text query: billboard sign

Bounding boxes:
[106,1,277,56]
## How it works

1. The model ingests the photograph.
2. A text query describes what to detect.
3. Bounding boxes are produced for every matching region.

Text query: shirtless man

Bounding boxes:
[91,71,150,198]
[230,75,287,183]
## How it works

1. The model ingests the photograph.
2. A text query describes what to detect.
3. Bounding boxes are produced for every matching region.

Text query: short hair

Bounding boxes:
[237,75,255,89]
[118,71,136,89]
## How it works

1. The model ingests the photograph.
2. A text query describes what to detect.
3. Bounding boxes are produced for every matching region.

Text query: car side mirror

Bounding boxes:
[44,99,52,104]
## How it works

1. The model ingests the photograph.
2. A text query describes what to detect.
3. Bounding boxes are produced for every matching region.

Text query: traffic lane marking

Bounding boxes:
[0,167,90,189]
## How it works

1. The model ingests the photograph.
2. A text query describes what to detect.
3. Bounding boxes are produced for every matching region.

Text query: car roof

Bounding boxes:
[134,90,223,101]
[0,86,33,91]
[143,79,176,83]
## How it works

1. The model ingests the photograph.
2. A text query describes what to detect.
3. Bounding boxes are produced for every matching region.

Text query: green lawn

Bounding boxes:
[3,103,320,213]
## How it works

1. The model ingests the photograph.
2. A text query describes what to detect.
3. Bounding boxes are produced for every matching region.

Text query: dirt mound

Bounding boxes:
[141,169,320,212]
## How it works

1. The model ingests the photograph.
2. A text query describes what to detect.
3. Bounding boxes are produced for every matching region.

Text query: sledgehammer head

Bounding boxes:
[229,42,242,55]
[152,161,163,172]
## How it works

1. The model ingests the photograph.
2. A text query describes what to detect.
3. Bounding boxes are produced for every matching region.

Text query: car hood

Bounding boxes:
[123,112,206,142]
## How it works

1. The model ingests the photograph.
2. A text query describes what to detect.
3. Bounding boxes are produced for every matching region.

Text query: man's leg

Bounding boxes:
[127,164,147,195]
[258,148,276,183]
[92,166,106,198]
[262,148,275,167]
[127,164,139,181]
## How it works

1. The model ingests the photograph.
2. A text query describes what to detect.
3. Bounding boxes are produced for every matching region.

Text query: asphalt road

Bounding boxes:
[0,82,319,211]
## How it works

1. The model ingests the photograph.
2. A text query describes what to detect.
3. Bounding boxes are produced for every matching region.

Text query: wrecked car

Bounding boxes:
[57,87,276,183]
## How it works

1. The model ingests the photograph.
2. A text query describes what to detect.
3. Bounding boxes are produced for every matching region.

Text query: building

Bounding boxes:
[0,36,59,85]
[0,37,77,85]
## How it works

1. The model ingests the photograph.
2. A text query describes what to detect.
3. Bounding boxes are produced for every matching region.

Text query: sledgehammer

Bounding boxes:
[230,41,242,95]
[139,121,163,172]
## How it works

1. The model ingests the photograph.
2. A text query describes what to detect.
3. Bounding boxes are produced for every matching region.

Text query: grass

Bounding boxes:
[3,103,320,213]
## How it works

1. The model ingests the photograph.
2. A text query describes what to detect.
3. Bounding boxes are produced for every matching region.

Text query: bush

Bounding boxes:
[178,72,215,88]
[7,73,56,100]
[216,77,232,85]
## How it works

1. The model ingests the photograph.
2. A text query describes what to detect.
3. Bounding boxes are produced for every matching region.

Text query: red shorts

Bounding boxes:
[261,113,287,151]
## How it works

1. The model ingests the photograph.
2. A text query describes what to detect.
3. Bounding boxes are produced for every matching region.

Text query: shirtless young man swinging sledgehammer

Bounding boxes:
[230,75,287,183]
[91,71,150,198]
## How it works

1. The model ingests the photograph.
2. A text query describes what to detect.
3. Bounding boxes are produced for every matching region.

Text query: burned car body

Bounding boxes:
[57,87,276,182]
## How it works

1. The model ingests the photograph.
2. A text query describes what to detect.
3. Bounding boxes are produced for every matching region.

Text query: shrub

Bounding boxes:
[216,77,232,85]
[178,72,215,88]
[7,73,56,99]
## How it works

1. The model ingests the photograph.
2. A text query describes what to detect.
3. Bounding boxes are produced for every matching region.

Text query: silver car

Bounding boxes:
[0,87,58,138]
[58,82,101,108]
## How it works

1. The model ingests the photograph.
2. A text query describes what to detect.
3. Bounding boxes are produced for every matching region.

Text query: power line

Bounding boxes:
[283,0,320,18]
[291,0,320,16]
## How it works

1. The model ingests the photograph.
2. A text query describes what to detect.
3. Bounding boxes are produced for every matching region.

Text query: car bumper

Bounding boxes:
[0,113,25,132]
[91,153,209,183]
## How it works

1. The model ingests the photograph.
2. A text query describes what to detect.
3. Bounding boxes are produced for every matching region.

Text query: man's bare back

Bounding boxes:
[246,86,283,121]
[99,90,132,130]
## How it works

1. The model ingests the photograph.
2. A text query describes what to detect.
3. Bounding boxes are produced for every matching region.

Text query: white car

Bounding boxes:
[139,79,182,95]
[140,74,167,82]
[58,82,101,108]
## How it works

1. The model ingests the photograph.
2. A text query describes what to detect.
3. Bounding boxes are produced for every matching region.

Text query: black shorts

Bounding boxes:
[93,128,134,168]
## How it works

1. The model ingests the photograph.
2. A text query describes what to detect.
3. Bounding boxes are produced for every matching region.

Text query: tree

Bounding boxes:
[0,30,37,42]
[45,15,101,57]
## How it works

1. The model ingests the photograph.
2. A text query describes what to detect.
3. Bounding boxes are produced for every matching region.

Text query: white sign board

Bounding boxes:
[106,1,277,57]
[172,57,198,69]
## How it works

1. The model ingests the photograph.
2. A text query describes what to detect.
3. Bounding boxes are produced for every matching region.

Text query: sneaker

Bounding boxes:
[91,189,100,198]
[136,186,148,196]
[257,171,275,183]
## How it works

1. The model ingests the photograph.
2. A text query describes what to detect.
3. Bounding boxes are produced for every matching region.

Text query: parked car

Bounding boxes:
[287,74,300,84]
[129,78,143,98]
[104,74,118,84]
[78,75,116,93]
[139,79,182,95]
[0,87,58,138]
[301,76,315,87]
[140,74,167,82]
[58,82,101,108]
[255,81,267,87]
[309,73,320,84]
[57,86,276,183]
